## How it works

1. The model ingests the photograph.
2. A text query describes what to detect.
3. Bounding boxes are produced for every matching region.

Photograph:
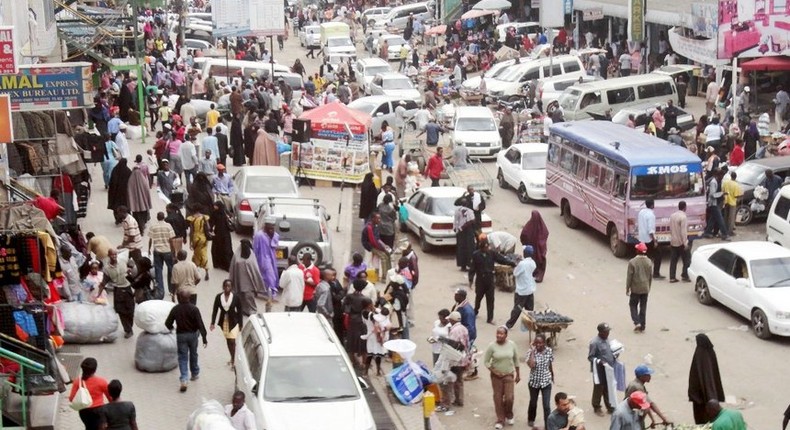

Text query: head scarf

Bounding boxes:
[688,333,725,405]
[520,210,549,245]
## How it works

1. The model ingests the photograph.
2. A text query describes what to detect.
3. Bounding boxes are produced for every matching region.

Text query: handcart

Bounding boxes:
[520,309,574,348]
[443,158,494,196]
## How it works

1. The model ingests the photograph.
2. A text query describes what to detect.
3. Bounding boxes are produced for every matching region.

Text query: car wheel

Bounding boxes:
[561,200,580,229]
[497,169,508,189]
[751,309,772,339]
[419,230,432,253]
[608,225,628,258]
[695,278,714,305]
[735,204,753,226]
[517,184,531,204]
[291,241,324,266]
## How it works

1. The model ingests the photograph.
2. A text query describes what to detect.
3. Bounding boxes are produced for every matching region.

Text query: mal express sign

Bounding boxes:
[0,62,93,111]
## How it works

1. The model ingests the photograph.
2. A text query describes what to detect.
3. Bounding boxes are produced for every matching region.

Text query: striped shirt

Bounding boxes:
[147,220,175,253]
[122,215,143,250]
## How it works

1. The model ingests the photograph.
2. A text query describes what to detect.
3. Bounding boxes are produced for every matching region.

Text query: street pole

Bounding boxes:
[132,0,146,141]
[225,37,230,84]
[731,56,739,122]
[269,36,275,80]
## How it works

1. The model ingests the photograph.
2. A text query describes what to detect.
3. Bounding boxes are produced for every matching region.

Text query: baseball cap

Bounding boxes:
[634,365,654,377]
[448,311,462,322]
[635,242,647,253]
[523,245,534,256]
[628,391,651,410]
[597,322,611,332]
[217,164,226,170]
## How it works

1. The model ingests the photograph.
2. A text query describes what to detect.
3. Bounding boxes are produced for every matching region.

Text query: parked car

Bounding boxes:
[375,34,411,61]
[371,2,433,31]
[400,187,493,252]
[354,58,392,94]
[361,7,392,26]
[766,184,790,248]
[235,312,376,430]
[299,25,321,48]
[253,197,333,269]
[688,241,790,339]
[233,166,300,230]
[348,96,419,136]
[495,143,549,203]
[732,157,790,225]
[461,58,527,91]
[368,72,421,102]
[184,38,214,55]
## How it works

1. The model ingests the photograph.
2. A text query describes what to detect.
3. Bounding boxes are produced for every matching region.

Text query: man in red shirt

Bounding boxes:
[729,140,745,167]
[33,189,63,221]
[424,147,445,187]
[299,253,320,312]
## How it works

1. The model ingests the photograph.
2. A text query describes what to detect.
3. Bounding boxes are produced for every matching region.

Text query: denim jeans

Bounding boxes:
[528,385,552,427]
[299,298,316,312]
[629,293,649,328]
[176,332,200,383]
[704,205,728,237]
[153,251,174,298]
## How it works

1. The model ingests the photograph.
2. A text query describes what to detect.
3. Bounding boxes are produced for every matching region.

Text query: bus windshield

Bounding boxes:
[630,170,704,200]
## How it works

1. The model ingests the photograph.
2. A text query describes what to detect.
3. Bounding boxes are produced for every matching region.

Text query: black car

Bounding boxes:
[733,157,790,225]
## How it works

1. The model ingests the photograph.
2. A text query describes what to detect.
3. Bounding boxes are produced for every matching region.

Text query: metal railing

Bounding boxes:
[0,346,46,429]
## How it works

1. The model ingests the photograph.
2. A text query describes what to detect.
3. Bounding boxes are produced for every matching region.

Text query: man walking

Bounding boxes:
[361,212,392,278]
[702,170,731,241]
[588,322,615,416]
[171,250,201,304]
[253,217,280,299]
[165,289,208,393]
[418,118,446,147]
[469,240,516,325]
[547,392,587,430]
[669,201,691,283]
[452,288,478,379]
[505,245,537,329]
[637,200,663,279]
[627,243,652,332]
[148,212,176,299]
[279,256,305,312]
[97,249,135,338]
[425,146,445,187]
[437,311,470,411]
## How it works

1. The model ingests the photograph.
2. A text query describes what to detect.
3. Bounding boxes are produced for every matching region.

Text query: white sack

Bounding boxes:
[134,300,175,334]
[59,302,118,344]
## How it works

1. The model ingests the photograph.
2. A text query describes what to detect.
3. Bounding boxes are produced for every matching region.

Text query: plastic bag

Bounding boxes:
[59,302,118,344]
[134,332,178,373]
[186,399,236,430]
[134,300,175,334]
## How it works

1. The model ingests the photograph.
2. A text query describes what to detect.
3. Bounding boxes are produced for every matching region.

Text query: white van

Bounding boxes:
[372,2,433,30]
[484,55,585,98]
[767,185,790,248]
[201,59,291,85]
[557,73,678,121]
[354,57,392,93]
[452,106,501,158]
[235,312,376,430]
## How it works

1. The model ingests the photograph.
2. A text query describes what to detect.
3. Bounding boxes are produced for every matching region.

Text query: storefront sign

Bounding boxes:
[0,95,11,143]
[690,3,718,39]
[0,62,93,111]
[583,8,603,21]
[628,0,645,41]
[717,0,790,59]
[667,27,726,66]
[0,27,17,75]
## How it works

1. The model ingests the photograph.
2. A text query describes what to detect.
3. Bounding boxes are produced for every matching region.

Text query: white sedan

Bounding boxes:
[688,241,790,339]
[495,143,549,203]
[400,187,493,252]
[376,35,411,61]
[368,72,421,103]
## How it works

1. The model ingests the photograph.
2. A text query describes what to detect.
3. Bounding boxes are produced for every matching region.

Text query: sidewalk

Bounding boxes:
[369,375,447,430]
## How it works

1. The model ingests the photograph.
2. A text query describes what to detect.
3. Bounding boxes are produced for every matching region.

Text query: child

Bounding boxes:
[363,307,391,376]
[81,261,108,304]
[158,100,171,129]
[144,149,159,186]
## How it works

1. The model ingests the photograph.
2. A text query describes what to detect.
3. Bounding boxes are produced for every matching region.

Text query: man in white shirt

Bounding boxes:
[618,52,632,77]
[179,135,198,187]
[637,199,663,279]
[115,124,130,159]
[225,391,256,430]
[279,255,305,312]
[505,245,537,329]
[414,104,432,131]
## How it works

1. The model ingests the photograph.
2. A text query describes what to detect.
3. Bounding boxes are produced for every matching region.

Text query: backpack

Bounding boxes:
[361,224,373,251]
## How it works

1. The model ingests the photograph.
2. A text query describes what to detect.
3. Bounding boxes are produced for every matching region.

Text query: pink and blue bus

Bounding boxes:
[546,121,707,257]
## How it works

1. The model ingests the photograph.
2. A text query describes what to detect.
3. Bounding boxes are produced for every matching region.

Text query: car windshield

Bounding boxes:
[365,65,390,76]
[386,37,406,46]
[282,76,303,90]
[428,197,459,216]
[558,89,581,111]
[348,100,379,114]
[751,257,790,288]
[522,152,547,170]
[498,67,526,83]
[274,217,322,243]
[328,38,352,47]
[630,170,705,200]
[734,163,766,186]
[263,356,360,402]
[383,78,413,90]
[244,176,297,195]
[456,117,496,132]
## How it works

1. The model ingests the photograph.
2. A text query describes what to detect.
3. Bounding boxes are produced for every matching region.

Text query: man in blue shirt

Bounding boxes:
[212,165,235,214]
[452,288,478,379]
[637,199,664,279]
[107,110,123,140]
[505,245,537,329]
[200,127,220,162]
[418,118,446,146]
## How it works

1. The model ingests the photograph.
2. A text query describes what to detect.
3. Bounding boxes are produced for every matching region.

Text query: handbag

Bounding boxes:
[70,376,92,411]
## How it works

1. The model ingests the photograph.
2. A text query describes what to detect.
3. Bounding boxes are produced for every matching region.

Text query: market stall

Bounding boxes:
[295,102,372,184]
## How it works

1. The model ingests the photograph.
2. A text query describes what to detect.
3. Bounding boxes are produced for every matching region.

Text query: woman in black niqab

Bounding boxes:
[688,333,725,424]
[231,114,245,166]
[358,173,378,221]
[185,172,214,216]
[107,158,132,212]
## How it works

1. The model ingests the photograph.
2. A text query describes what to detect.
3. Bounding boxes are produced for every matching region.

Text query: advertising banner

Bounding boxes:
[668,27,726,66]
[717,0,790,59]
[213,0,286,38]
[291,126,370,184]
[0,62,93,111]
[0,27,16,75]
[690,3,719,39]
[0,95,11,143]
[628,0,645,41]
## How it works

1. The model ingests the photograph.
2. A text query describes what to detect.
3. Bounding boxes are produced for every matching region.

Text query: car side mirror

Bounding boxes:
[251,383,259,396]
[736,278,749,288]
[357,376,370,389]
[279,220,291,233]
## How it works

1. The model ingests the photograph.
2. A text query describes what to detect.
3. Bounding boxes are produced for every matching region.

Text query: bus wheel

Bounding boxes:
[608,225,628,258]
[561,200,580,229]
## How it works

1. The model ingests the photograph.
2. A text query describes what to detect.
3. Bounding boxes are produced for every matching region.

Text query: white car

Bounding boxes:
[361,7,392,26]
[687,241,790,339]
[461,58,523,91]
[401,187,493,252]
[376,34,411,61]
[347,96,418,135]
[233,166,300,229]
[354,58,392,93]
[368,73,421,102]
[299,25,321,48]
[495,143,549,203]
[184,38,214,55]
[537,75,602,107]
[451,106,501,159]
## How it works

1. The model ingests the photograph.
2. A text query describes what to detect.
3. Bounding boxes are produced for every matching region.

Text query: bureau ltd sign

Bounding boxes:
[0,62,93,111]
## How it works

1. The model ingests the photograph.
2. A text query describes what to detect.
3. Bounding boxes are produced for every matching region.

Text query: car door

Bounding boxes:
[706,248,738,307]
[372,101,393,135]
[503,147,521,187]
[727,256,753,317]
[405,191,425,234]
[233,170,245,215]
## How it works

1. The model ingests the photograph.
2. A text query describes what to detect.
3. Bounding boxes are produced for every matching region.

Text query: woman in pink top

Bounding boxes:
[168,129,184,177]
[69,357,110,430]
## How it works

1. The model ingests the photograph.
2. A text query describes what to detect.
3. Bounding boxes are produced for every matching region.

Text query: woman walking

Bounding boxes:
[520,210,549,282]
[229,239,267,316]
[107,159,132,213]
[69,357,109,430]
[101,134,119,189]
[483,326,520,429]
[359,173,379,222]
[186,210,211,280]
[526,333,554,430]
[210,280,242,367]
[343,279,373,370]
[99,380,138,430]
[454,196,476,271]
[688,333,725,424]
[209,202,234,271]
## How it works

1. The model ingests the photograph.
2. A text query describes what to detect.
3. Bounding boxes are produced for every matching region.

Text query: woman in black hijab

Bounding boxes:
[688,333,725,424]
[243,123,258,164]
[231,114,245,166]
[184,172,214,216]
[107,158,132,213]
[209,201,234,271]
[358,173,378,222]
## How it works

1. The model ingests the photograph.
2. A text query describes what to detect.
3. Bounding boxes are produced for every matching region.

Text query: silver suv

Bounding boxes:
[254,197,333,270]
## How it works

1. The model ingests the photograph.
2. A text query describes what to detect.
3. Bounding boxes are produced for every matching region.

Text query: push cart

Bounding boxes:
[520,309,574,348]
[443,158,494,196]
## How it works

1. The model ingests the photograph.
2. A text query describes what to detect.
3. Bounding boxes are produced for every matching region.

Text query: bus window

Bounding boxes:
[607,87,635,105]
[586,162,601,185]
[560,148,574,171]
[615,174,627,198]
[548,143,560,164]
[574,156,586,178]
[599,168,614,192]
[630,170,705,200]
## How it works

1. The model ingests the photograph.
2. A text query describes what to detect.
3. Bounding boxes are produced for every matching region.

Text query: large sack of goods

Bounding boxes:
[134,300,175,334]
[59,302,118,344]
[187,399,236,430]
[134,332,178,372]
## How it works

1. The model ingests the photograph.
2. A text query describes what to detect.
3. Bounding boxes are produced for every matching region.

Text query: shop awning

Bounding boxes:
[739,56,790,71]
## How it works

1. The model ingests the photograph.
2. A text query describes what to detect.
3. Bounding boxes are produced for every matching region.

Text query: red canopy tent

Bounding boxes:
[740,56,790,72]
[299,101,372,134]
